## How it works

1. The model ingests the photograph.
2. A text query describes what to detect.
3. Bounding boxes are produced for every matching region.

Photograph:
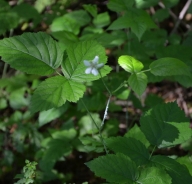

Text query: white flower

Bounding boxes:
[84,56,104,76]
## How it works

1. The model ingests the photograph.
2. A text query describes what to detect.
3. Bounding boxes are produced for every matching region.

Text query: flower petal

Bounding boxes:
[84,60,91,67]
[96,63,104,69]
[92,56,99,64]
[85,67,92,74]
[92,68,99,76]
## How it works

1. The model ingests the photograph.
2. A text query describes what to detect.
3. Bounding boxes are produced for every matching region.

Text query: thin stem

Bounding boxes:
[149,146,156,159]
[56,71,62,76]
[81,99,108,154]
[137,68,151,74]
[112,81,127,94]
[170,0,192,34]
[2,63,8,78]
[99,71,111,95]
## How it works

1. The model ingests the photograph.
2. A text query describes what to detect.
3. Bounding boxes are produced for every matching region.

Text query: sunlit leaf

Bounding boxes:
[0,32,63,75]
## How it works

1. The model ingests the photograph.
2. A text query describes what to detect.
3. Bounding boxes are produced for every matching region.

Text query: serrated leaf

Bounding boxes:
[107,0,135,12]
[140,102,189,147]
[0,32,63,75]
[106,137,150,166]
[128,73,147,96]
[30,76,85,113]
[83,4,97,17]
[149,57,191,76]
[125,124,150,148]
[86,154,138,183]
[108,9,156,40]
[118,55,144,73]
[151,155,192,184]
[62,40,111,82]
[137,167,172,184]
[176,156,192,175]
[159,122,192,148]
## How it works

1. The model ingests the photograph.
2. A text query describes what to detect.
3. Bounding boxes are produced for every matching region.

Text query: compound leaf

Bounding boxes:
[0,32,63,75]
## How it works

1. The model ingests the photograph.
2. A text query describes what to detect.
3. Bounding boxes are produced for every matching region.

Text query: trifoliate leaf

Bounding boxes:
[0,32,63,75]
[30,76,85,113]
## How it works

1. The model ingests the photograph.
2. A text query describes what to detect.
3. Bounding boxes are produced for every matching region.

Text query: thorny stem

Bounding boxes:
[80,99,108,154]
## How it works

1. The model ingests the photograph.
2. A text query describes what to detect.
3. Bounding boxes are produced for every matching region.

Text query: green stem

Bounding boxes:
[137,68,151,74]
[81,99,108,154]
[149,146,156,159]
[2,63,8,78]
[56,71,62,76]
[112,81,127,94]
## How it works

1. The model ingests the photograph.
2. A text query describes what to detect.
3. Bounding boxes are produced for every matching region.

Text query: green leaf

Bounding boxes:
[159,122,192,148]
[83,4,97,17]
[176,156,192,176]
[0,32,63,75]
[30,76,85,113]
[128,73,147,96]
[50,10,91,34]
[149,57,191,76]
[140,102,189,146]
[93,12,110,28]
[62,40,111,82]
[38,103,68,127]
[151,155,192,184]
[108,9,156,40]
[9,88,29,109]
[12,3,40,25]
[86,154,138,183]
[107,0,135,12]
[125,124,150,148]
[118,55,144,73]
[137,167,172,184]
[78,113,101,136]
[0,98,7,109]
[40,139,71,171]
[106,137,150,166]
[135,0,159,8]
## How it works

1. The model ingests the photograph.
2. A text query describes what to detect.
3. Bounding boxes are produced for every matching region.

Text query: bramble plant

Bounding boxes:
[0,0,192,183]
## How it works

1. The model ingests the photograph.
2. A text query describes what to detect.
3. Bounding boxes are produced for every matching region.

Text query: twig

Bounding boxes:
[170,0,192,34]
[81,99,109,154]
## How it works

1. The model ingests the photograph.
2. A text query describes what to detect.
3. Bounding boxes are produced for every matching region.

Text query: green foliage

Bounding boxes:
[0,32,63,75]
[14,160,37,184]
[0,0,192,183]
